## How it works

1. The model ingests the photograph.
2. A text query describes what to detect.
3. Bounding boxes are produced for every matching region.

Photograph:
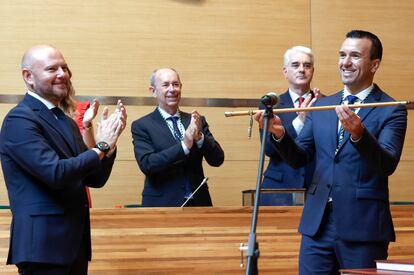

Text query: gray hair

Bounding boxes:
[283,46,314,67]
[150,67,180,87]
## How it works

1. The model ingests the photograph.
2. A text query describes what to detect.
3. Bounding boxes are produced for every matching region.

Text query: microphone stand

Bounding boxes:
[244,104,273,275]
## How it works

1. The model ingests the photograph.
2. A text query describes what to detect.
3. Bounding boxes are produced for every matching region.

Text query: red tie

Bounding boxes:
[297,97,305,107]
[296,97,305,115]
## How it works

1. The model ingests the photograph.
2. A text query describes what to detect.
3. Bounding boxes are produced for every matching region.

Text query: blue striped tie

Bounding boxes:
[347,95,359,109]
[168,116,193,199]
[168,116,182,141]
[336,95,359,152]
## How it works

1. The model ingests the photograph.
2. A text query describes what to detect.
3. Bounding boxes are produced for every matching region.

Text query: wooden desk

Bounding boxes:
[0,206,302,274]
[1,205,414,274]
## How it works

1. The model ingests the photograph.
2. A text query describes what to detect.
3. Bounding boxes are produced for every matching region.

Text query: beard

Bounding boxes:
[35,83,68,104]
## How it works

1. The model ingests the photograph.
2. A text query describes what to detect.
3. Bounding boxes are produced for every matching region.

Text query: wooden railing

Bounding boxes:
[1,206,414,274]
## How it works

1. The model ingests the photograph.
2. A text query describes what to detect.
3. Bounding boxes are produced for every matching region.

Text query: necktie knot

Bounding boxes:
[51,107,66,119]
[347,95,359,105]
[169,116,179,123]
[297,97,305,107]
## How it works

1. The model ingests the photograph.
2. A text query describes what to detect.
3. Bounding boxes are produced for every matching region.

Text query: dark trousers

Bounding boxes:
[299,203,389,275]
[16,241,88,275]
[182,198,195,207]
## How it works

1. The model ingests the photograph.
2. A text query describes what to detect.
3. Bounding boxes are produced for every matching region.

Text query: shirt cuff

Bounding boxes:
[272,128,286,142]
[181,141,190,155]
[350,135,362,143]
[196,133,204,148]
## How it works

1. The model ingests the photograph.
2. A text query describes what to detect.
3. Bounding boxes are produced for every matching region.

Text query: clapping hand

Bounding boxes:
[82,99,100,129]
[296,88,321,123]
[95,100,127,151]
[183,110,203,149]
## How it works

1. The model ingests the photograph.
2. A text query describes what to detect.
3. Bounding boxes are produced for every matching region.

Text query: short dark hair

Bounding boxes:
[346,30,383,61]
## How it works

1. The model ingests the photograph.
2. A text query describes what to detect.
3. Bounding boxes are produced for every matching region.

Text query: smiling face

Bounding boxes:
[338,38,380,94]
[283,51,314,94]
[22,45,71,106]
[150,68,182,115]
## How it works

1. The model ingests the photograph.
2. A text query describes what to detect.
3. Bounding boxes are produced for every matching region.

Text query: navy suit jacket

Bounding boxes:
[0,94,116,265]
[260,91,315,190]
[131,109,224,207]
[271,84,407,242]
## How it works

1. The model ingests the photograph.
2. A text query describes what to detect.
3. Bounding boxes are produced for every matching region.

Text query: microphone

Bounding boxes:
[180,177,208,207]
[260,92,279,107]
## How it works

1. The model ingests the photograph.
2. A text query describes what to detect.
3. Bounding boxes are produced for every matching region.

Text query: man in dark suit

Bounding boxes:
[131,68,224,207]
[255,30,407,273]
[260,46,320,205]
[0,45,127,274]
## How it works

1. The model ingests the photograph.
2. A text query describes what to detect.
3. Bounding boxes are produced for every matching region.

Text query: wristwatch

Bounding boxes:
[95,141,110,155]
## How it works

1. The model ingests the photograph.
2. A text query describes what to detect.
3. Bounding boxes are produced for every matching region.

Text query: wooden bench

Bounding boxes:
[0,206,414,274]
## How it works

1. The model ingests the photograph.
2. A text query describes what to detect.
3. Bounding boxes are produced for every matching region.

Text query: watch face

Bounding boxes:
[97,141,110,152]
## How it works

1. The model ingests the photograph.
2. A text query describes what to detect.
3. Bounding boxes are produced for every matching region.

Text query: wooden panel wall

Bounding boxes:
[0,0,413,207]
[0,0,311,97]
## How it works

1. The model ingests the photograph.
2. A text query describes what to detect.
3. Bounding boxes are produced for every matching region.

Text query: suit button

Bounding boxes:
[327,184,331,188]
[334,158,339,163]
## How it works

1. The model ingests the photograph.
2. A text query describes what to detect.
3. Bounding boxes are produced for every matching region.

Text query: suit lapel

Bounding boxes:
[23,95,76,156]
[337,86,381,154]
[152,108,181,144]
[278,92,297,122]
[355,85,381,123]
[40,108,77,155]
[180,112,191,129]
[329,92,343,154]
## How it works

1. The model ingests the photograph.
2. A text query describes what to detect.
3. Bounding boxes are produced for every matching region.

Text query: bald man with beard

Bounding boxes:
[0,45,127,274]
